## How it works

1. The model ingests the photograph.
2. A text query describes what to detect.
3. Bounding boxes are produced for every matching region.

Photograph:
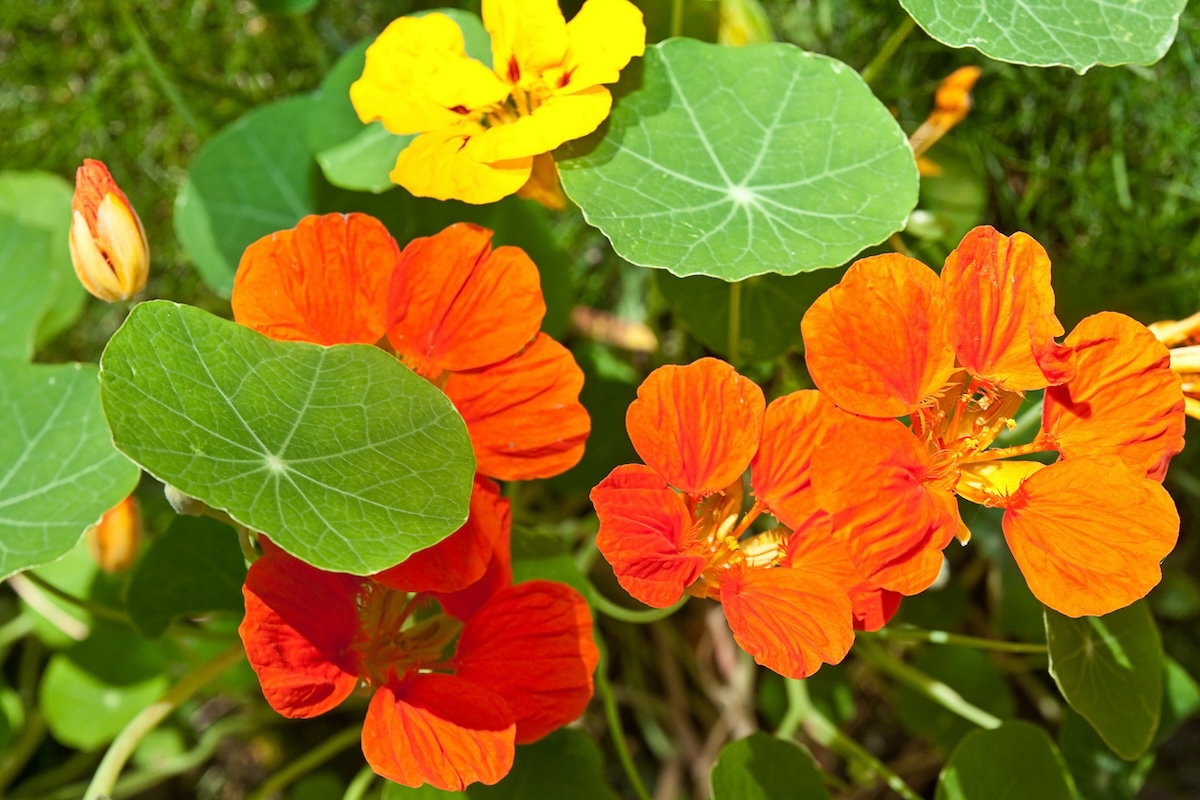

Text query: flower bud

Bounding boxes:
[86,494,142,574]
[69,159,149,302]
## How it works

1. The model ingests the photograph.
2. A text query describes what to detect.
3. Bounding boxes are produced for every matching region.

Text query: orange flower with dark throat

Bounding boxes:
[801,225,1185,617]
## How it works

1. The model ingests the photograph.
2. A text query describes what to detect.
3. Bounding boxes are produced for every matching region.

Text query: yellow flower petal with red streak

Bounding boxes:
[557,0,646,91]
[1042,312,1185,482]
[351,14,510,135]
[720,567,854,679]
[955,460,1045,508]
[942,226,1075,390]
[750,390,844,529]
[1003,457,1179,617]
[802,253,955,418]
[484,0,569,84]
[626,358,765,496]
[812,415,958,595]
[393,125,533,204]
[466,87,612,164]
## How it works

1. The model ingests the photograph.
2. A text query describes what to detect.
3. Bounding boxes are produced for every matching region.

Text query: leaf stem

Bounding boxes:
[247,725,363,800]
[343,764,377,800]
[728,280,743,367]
[236,524,260,565]
[111,0,206,134]
[861,626,1048,654]
[860,15,917,85]
[596,643,653,800]
[592,592,687,624]
[854,638,1003,729]
[670,0,685,38]
[16,571,132,627]
[83,643,245,800]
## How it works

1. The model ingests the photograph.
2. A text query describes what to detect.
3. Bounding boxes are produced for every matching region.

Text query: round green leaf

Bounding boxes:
[936,721,1078,800]
[710,732,831,800]
[899,0,1187,73]
[0,361,141,579]
[1156,657,1200,746]
[98,301,475,575]
[1059,709,1152,800]
[40,655,167,751]
[1045,601,1164,760]
[557,39,919,279]
[175,97,317,297]
[0,214,54,361]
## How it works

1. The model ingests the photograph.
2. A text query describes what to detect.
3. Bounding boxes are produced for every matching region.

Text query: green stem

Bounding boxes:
[18,571,133,627]
[860,16,916,85]
[111,0,206,134]
[237,525,260,565]
[0,613,33,650]
[727,280,743,367]
[670,0,685,38]
[855,639,1003,729]
[596,645,653,800]
[83,644,245,800]
[247,725,363,800]
[780,680,922,800]
[862,626,1048,654]
[343,764,377,800]
[0,710,47,794]
[592,592,687,624]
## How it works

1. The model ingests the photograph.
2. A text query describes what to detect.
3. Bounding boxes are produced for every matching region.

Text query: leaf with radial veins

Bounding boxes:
[99,301,476,575]
[557,39,918,280]
[899,0,1186,73]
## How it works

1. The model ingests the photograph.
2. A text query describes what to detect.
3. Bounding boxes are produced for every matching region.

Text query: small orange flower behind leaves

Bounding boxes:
[86,493,142,574]
[591,359,856,679]
[802,225,1186,617]
[70,159,149,302]
[909,66,982,175]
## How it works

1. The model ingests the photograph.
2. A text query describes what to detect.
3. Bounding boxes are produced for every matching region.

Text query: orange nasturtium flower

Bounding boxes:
[239,537,598,790]
[231,212,590,481]
[801,225,1186,617]
[591,359,899,679]
[70,158,150,302]
[908,66,981,177]
[350,0,645,206]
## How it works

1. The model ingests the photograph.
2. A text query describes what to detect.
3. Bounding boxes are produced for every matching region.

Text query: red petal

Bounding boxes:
[1003,457,1179,617]
[232,213,397,345]
[238,550,363,718]
[455,580,599,743]
[1042,312,1185,481]
[812,416,958,595]
[387,223,545,377]
[720,567,854,679]
[591,464,705,607]
[363,674,515,791]
[626,358,764,496]
[374,476,507,594]
[751,391,844,529]
[942,226,1074,390]
[785,522,901,633]
[433,506,513,621]
[801,253,955,418]
[443,334,589,480]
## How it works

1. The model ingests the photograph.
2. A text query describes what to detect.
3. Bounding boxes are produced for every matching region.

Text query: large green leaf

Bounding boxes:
[1045,601,1163,760]
[175,97,317,297]
[936,721,1078,800]
[1156,657,1200,745]
[39,653,167,751]
[1058,709,1152,800]
[710,732,830,799]
[0,362,140,579]
[899,0,1186,73]
[896,646,1015,752]
[98,301,475,575]
[558,39,918,280]
[0,214,54,361]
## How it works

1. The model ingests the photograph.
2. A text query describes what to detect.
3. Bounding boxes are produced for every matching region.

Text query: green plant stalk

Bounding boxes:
[862,626,1048,654]
[83,643,245,800]
[236,524,260,565]
[0,710,47,794]
[110,0,206,134]
[670,0,685,38]
[728,280,743,367]
[0,612,33,650]
[592,592,687,624]
[778,679,922,800]
[17,571,133,627]
[247,725,363,800]
[596,644,653,800]
[855,638,1003,729]
[343,764,377,800]
[860,16,917,85]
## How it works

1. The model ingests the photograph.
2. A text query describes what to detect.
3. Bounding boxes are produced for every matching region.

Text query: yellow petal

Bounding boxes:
[955,459,1045,508]
[516,152,568,210]
[467,86,612,163]
[484,0,569,84]
[351,14,509,135]
[392,126,532,204]
[556,0,646,91]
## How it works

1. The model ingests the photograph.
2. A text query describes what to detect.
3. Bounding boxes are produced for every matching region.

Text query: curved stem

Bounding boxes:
[343,764,377,800]
[236,524,260,565]
[596,645,653,800]
[862,626,1047,654]
[83,644,245,800]
[860,16,916,85]
[111,0,206,134]
[247,725,362,800]
[727,280,743,367]
[17,571,132,627]
[592,592,687,624]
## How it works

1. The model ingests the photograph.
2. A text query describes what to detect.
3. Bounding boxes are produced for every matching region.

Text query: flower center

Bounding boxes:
[685,486,788,600]
[356,584,462,687]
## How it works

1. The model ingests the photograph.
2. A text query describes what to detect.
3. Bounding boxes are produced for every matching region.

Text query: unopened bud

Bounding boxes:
[69,159,149,302]
[910,66,983,161]
[86,494,142,573]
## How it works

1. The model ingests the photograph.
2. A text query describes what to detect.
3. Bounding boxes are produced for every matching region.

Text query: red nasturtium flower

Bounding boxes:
[801,225,1186,617]
[591,359,897,679]
[239,535,598,790]
[231,212,590,480]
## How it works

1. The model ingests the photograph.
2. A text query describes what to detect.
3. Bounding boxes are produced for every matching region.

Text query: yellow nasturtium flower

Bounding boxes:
[350,0,645,207]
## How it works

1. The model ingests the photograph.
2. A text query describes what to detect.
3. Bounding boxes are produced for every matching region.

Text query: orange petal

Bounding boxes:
[1003,457,1179,617]
[392,125,533,204]
[626,358,764,496]
[238,551,363,718]
[465,87,612,163]
[801,253,955,418]
[374,476,507,594]
[364,674,515,791]
[720,567,854,679]
[751,390,844,529]
[443,333,589,480]
[516,151,568,211]
[387,223,545,377]
[455,580,599,743]
[232,213,397,346]
[1042,312,1185,482]
[942,226,1075,390]
[785,521,901,633]
[812,415,958,595]
[591,464,706,607]
[484,0,569,83]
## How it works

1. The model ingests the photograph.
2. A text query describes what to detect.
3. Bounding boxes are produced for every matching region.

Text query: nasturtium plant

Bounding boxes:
[936,722,1078,799]
[710,732,831,800]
